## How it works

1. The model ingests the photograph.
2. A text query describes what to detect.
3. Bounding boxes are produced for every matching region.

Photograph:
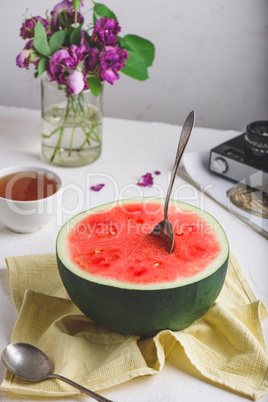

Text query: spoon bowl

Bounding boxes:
[2,342,52,381]
[150,218,175,252]
[151,110,195,253]
[1,342,113,402]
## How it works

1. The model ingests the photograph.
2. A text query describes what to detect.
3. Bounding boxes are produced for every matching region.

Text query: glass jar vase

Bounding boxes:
[41,74,102,167]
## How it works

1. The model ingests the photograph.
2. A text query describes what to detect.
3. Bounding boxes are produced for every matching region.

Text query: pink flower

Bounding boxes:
[67,70,84,95]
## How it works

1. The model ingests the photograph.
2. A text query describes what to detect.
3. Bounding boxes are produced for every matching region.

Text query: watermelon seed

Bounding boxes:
[95,249,100,254]
[154,263,159,267]
[110,231,115,235]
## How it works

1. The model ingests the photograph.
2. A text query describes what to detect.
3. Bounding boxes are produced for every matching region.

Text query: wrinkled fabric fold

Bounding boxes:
[0,252,267,400]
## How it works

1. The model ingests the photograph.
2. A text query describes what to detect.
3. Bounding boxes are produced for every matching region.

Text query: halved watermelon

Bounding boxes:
[56,198,229,335]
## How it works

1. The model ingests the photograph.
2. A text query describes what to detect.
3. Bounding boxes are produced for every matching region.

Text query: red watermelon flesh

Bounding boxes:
[67,202,220,285]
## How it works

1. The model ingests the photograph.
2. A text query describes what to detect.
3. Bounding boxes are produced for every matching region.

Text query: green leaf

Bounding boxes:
[35,57,48,78]
[72,0,82,12]
[123,35,155,67]
[93,3,118,24]
[84,31,92,45]
[117,36,126,48]
[33,20,51,57]
[48,30,68,54]
[121,51,149,81]
[87,76,103,97]
[76,60,84,72]
[70,26,82,45]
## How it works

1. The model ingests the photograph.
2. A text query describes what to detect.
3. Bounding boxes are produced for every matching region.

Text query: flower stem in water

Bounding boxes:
[50,97,71,161]
[68,99,79,156]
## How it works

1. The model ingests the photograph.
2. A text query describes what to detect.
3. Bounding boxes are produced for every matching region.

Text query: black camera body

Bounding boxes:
[209,121,268,191]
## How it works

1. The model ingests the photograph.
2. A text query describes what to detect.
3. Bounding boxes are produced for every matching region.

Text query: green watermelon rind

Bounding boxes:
[56,198,229,335]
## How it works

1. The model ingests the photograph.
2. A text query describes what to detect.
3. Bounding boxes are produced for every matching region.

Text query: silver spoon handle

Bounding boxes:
[49,373,114,402]
[164,110,195,220]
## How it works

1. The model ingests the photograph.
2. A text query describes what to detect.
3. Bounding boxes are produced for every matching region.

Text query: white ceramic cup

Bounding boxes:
[0,166,62,233]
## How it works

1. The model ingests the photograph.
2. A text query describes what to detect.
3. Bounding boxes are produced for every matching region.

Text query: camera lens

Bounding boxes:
[244,120,268,162]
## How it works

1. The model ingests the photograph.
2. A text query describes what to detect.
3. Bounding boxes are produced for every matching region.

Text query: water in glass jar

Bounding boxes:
[41,103,102,167]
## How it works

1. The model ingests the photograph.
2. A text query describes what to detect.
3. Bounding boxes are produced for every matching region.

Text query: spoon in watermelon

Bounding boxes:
[151,110,195,253]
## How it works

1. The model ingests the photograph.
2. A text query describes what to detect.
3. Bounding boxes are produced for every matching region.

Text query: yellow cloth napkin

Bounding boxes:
[1,253,268,400]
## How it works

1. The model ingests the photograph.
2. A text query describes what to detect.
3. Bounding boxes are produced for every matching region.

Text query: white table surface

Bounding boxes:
[0,105,267,402]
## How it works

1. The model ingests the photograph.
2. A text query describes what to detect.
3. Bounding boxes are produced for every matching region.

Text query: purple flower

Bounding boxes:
[92,17,121,45]
[98,45,128,84]
[99,69,119,85]
[47,32,97,90]
[47,49,70,85]
[67,70,84,95]
[20,16,51,39]
[24,39,34,50]
[137,173,154,187]
[16,40,37,69]
[71,31,99,73]
[51,0,84,31]
[90,184,105,192]
[16,48,31,69]
[68,44,87,68]
[84,47,99,72]
[48,47,88,91]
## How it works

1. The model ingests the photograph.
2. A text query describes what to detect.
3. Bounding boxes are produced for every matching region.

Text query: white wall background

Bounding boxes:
[0,0,267,130]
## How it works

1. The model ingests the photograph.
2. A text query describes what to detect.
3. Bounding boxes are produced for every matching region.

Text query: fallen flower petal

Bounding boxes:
[137,173,154,187]
[154,170,161,175]
[90,184,105,191]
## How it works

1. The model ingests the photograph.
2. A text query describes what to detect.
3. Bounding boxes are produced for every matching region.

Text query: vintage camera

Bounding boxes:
[209,121,268,192]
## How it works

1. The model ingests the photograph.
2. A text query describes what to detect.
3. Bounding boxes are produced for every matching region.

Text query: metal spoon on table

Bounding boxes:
[151,110,195,253]
[1,342,114,402]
